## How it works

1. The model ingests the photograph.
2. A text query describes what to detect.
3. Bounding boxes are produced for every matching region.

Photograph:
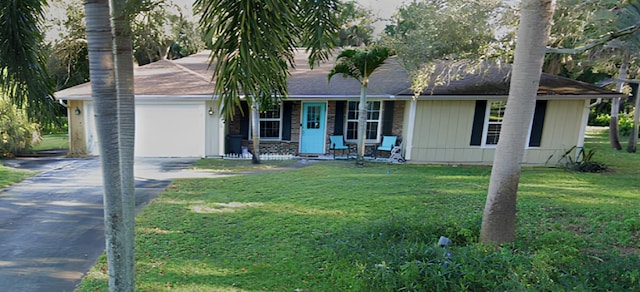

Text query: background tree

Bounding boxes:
[195,0,340,164]
[336,0,375,47]
[380,0,505,94]
[328,46,392,165]
[480,0,556,243]
[47,0,90,90]
[545,0,640,150]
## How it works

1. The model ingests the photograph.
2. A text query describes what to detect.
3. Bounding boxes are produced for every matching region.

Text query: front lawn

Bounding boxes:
[0,165,30,189]
[77,129,640,291]
[31,133,68,152]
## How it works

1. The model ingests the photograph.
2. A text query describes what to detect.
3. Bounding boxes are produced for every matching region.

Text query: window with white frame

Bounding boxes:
[483,101,506,145]
[258,106,282,140]
[346,101,382,142]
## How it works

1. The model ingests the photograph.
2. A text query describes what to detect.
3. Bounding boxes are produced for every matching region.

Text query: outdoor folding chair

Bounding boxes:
[329,135,351,159]
[375,136,397,159]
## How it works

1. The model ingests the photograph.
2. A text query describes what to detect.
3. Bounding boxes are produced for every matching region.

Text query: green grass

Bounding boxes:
[77,129,640,291]
[191,158,299,172]
[31,133,68,151]
[0,165,31,189]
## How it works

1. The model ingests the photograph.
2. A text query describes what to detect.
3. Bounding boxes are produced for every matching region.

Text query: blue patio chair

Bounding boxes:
[375,136,397,158]
[329,135,351,159]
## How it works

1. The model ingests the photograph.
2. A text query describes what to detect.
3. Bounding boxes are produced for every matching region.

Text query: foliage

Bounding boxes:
[544,0,620,75]
[336,0,374,47]
[130,1,202,65]
[328,46,393,86]
[588,111,637,136]
[0,0,58,124]
[556,146,608,173]
[380,0,507,94]
[195,0,340,118]
[166,16,203,60]
[0,96,41,157]
[47,0,90,90]
[77,129,640,290]
[46,0,203,68]
[619,112,635,136]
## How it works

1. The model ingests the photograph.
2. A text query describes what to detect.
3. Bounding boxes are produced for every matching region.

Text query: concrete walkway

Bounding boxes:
[0,156,220,292]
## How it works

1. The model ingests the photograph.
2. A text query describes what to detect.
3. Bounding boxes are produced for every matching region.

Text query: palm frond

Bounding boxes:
[196,0,340,119]
[0,0,57,123]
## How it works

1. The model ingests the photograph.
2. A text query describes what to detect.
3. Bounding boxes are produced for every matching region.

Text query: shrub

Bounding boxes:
[618,113,634,137]
[590,113,611,127]
[555,146,607,173]
[0,97,41,157]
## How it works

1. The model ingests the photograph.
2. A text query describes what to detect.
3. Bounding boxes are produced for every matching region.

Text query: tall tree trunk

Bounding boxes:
[628,83,640,152]
[356,83,368,166]
[251,102,261,164]
[84,0,129,289]
[480,0,555,244]
[111,0,136,288]
[610,59,627,150]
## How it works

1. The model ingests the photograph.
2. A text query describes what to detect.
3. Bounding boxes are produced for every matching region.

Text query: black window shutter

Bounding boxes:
[470,100,487,146]
[528,100,547,147]
[334,101,345,135]
[382,101,395,136]
[240,102,250,139]
[282,102,292,140]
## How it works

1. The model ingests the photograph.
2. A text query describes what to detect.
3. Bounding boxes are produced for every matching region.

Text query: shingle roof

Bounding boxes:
[55,50,624,100]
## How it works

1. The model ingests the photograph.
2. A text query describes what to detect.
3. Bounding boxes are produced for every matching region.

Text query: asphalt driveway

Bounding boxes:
[0,156,218,292]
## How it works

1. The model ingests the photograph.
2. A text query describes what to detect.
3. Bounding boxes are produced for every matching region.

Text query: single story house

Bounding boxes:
[55,51,624,165]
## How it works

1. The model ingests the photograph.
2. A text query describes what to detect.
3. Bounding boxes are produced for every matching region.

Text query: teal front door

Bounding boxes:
[300,102,326,154]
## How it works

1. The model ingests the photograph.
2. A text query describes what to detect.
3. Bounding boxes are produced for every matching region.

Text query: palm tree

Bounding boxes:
[195,0,340,163]
[0,0,57,124]
[111,0,136,288]
[84,0,138,289]
[328,47,393,165]
[480,0,556,243]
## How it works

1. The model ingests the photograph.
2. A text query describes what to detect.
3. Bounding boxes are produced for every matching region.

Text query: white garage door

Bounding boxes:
[135,101,206,157]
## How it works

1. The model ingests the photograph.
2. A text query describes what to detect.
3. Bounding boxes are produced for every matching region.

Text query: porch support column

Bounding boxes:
[575,99,591,160]
[405,98,418,160]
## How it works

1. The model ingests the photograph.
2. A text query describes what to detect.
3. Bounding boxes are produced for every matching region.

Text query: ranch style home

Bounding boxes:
[55,51,624,165]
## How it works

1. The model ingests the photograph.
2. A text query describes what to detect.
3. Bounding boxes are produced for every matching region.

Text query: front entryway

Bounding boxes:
[300,102,326,154]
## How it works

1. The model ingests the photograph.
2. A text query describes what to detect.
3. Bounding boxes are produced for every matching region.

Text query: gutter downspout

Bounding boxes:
[58,99,68,107]
[576,98,602,160]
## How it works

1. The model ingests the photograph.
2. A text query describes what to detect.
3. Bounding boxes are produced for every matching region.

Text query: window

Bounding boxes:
[346,101,382,142]
[470,100,547,148]
[483,101,506,145]
[259,106,282,140]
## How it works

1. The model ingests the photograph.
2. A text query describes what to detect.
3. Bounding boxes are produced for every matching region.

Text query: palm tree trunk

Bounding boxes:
[610,59,627,150]
[251,102,261,164]
[111,0,136,288]
[480,0,555,244]
[84,0,129,289]
[356,84,368,166]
